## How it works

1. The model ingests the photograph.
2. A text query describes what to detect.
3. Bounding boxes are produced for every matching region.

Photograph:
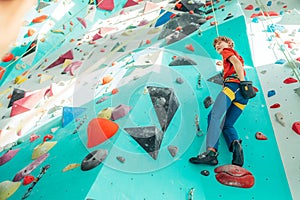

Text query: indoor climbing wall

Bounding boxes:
[0,0,299,200]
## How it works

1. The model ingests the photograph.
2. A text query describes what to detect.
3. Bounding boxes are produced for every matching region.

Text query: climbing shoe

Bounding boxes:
[232,140,244,167]
[189,150,218,165]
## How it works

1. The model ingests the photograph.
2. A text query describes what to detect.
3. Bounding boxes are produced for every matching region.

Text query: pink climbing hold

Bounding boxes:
[76,17,87,28]
[97,0,115,11]
[283,77,298,84]
[292,122,300,135]
[270,103,280,109]
[255,132,268,140]
[245,4,254,10]
[30,133,40,142]
[123,0,138,8]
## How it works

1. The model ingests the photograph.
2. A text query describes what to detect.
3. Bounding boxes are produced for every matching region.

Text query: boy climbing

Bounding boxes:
[189,36,250,167]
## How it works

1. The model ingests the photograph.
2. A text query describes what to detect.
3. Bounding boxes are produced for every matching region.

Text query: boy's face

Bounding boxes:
[214,41,231,54]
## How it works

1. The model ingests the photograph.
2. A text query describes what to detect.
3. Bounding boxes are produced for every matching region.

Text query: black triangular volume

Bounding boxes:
[124,126,164,160]
[22,39,37,58]
[147,86,179,132]
[207,73,224,85]
[8,88,26,108]
[169,56,197,66]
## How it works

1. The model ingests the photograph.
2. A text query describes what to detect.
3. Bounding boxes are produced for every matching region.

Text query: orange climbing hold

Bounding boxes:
[145,39,151,44]
[111,88,119,94]
[27,28,36,36]
[2,52,14,62]
[102,75,113,85]
[87,118,119,148]
[32,15,48,23]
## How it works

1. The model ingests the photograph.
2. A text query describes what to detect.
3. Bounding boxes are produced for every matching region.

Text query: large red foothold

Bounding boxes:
[87,118,119,148]
[292,122,300,135]
[283,77,298,84]
[214,165,255,188]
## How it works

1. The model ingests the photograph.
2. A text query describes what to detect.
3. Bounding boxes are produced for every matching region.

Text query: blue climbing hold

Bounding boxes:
[275,59,286,64]
[155,9,174,27]
[267,1,272,6]
[252,18,259,23]
[62,107,87,127]
[267,90,276,97]
[254,7,260,11]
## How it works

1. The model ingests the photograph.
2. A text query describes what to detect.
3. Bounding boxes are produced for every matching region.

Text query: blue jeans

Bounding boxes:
[206,82,248,151]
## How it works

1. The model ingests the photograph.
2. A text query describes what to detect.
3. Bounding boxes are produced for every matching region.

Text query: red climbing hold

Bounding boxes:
[97,0,115,11]
[1,52,14,62]
[253,86,259,92]
[43,134,53,142]
[292,122,300,135]
[0,66,5,80]
[23,175,35,185]
[214,165,255,188]
[270,103,280,109]
[255,132,267,140]
[283,77,298,84]
[245,5,254,10]
[87,118,119,148]
[185,44,194,52]
[32,15,48,23]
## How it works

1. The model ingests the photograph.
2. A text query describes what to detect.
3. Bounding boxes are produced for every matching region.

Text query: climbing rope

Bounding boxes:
[254,0,300,82]
[210,0,220,37]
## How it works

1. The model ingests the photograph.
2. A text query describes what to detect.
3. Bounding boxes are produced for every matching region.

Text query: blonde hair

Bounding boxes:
[213,36,234,49]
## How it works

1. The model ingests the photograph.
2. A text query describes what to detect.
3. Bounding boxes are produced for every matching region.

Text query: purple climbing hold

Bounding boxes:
[111,104,131,121]
[0,148,20,166]
[168,145,178,157]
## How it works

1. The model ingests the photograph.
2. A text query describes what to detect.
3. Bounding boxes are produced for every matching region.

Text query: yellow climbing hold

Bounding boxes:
[14,75,27,84]
[97,107,113,119]
[62,59,72,69]
[62,163,80,172]
[32,141,57,159]
[0,180,21,200]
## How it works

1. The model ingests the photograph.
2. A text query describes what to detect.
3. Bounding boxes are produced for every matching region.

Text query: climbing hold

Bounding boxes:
[255,132,268,140]
[32,15,48,23]
[176,77,184,84]
[283,77,298,84]
[267,90,276,97]
[62,107,87,127]
[87,118,119,148]
[102,75,113,85]
[275,59,286,64]
[27,28,36,37]
[111,104,131,121]
[292,122,300,135]
[214,165,255,188]
[43,134,53,142]
[270,103,280,108]
[169,56,197,66]
[30,133,40,142]
[32,140,56,159]
[245,4,254,10]
[185,44,194,52]
[275,112,285,126]
[97,107,113,119]
[267,1,272,6]
[23,175,34,185]
[168,145,178,157]
[13,153,49,181]
[0,66,5,80]
[14,75,28,84]
[200,170,210,176]
[116,156,125,163]
[96,96,109,104]
[2,52,14,62]
[203,96,214,108]
[62,163,80,172]
[0,181,21,199]
[76,17,87,28]
[81,149,108,171]
[0,148,20,166]
[111,88,119,94]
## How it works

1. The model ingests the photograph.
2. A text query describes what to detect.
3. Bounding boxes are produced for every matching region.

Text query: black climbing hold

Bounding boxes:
[201,170,210,176]
[203,96,214,108]
[81,149,108,171]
